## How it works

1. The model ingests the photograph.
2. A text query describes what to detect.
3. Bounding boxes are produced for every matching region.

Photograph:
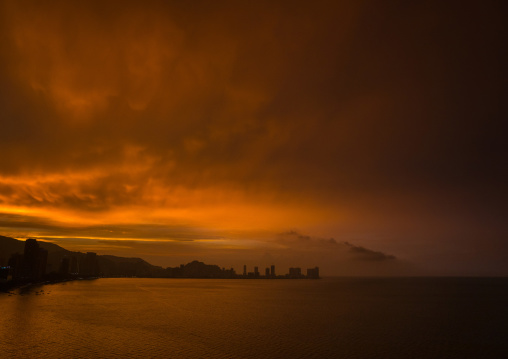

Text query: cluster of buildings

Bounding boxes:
[1,239,100,284]
[4,238,48,281]
[241,265,319,279]
[1,239,320,283]
[57,252,100,277]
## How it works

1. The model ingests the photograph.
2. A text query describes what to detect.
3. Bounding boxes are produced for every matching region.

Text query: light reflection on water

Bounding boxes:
[1,278,507,358]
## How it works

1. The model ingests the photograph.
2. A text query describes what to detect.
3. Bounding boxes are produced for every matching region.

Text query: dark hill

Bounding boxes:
[98,255,165,277]
[0,235,25,264]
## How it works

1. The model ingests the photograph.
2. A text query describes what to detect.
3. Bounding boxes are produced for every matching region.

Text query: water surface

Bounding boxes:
[1,277,507,358]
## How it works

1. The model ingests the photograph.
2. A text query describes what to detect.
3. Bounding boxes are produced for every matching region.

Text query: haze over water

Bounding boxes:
[2,278,507,358]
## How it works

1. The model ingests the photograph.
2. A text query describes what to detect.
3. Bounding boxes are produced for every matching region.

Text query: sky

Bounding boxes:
[0,0,506,275]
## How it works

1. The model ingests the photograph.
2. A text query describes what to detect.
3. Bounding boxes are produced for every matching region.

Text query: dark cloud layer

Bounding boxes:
[0,213,221,241]
[0,0,507,274]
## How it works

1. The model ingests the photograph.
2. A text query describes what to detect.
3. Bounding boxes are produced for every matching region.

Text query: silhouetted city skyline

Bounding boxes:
[1,237,319,290]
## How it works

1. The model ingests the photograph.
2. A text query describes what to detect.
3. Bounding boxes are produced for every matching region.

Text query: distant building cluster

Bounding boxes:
[3,239,100,282]
[0,238,320,284]
[0,266,9,284]
[241,265,319,279]
[164,261,237,279]
[162,262,319,279]
[6,238,48,281]
[57,251,100,277]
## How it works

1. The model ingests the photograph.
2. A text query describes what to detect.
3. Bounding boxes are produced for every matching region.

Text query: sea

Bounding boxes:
[1,277,507,358]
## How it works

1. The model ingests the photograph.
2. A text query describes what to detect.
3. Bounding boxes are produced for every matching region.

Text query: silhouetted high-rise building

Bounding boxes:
[59,256,70,275]
[19,238,47,280]
[23,238,39,279]
[38,248,47,279]
[289,267,302,278]
[82,252,99,277]
[243,265,247,276]
[0,265,9,282]
[306,267,320,279]
[70,256,79,274]
[8,253,23,279]
[254,266,259,278]
[222,267,236,278]
[265,268,270,277]
[270,265,275,277]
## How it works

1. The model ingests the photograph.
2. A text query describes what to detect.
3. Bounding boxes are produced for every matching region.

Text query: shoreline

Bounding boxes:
[1,275,323,292]
[0,276,99,293]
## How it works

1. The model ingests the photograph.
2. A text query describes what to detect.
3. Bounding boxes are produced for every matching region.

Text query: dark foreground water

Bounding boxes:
[1,277,507,358]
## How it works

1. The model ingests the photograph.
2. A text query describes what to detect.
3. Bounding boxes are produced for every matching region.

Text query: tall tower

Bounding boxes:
[23,238,40,279]
[83,252,99,277]
[243,265,247,276]
[270,265,275,277]
[38,248,47,279]
[70,256,79,275]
